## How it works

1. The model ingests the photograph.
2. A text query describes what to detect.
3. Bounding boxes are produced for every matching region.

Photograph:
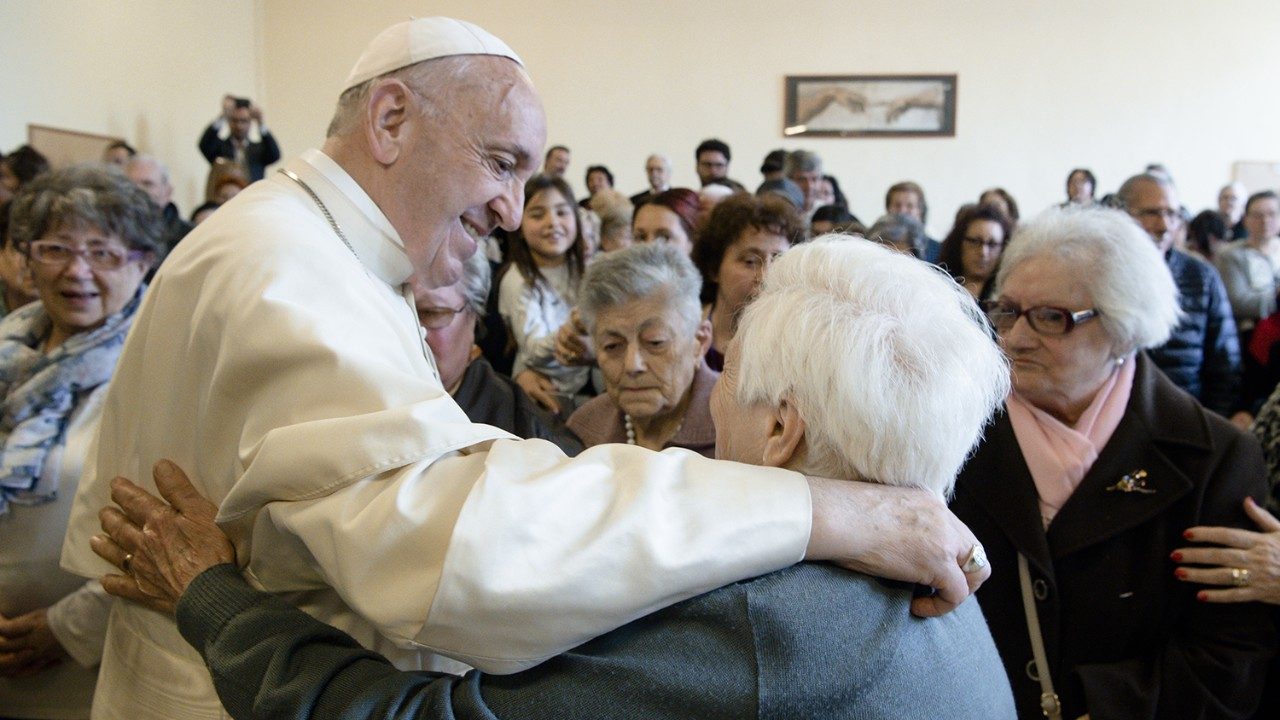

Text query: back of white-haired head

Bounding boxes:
[995,206,1181,354]
[734,237,1010,498]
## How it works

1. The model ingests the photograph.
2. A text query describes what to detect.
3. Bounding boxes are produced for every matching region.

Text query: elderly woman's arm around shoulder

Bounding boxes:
[94,462,498,720]
[1175,496,1280,605]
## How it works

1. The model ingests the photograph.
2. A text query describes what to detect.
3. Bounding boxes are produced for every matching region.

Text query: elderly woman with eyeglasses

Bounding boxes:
[951,206,1275,720]
[565,243,715,455]
[0,165,158,718]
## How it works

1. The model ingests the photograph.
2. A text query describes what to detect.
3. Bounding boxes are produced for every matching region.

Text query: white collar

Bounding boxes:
[284,149,414,287]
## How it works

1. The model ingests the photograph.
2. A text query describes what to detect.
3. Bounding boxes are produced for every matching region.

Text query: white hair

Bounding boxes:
[734,237,1010,498]
[459,249,492,318]
[995,206,1181,353]
[699,184,735,203]
[125,154,170,184]
[578,242,703,337]
[646,153,670,169]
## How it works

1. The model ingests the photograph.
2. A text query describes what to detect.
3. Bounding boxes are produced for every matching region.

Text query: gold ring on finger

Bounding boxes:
[1231,567,1251,587]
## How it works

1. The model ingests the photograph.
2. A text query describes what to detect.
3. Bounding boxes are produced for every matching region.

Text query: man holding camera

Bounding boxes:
[198,94,282,182]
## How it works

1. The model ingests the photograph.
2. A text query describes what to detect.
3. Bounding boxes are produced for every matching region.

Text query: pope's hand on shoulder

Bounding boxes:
[803,477,987,617]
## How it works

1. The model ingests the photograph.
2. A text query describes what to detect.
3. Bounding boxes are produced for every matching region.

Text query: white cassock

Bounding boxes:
[61,149,811,718]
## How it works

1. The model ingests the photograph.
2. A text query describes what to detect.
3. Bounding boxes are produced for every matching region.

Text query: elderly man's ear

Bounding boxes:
[364,79,415,166]
[763,398,806,469]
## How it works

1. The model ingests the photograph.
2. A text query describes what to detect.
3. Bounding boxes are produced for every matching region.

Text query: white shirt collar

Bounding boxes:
[284,149,415,286]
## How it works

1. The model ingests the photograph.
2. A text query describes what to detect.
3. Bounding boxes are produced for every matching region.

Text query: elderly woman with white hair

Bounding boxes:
[88,237,1017,718]
[566,243,715,455]
[951,206,1275,720]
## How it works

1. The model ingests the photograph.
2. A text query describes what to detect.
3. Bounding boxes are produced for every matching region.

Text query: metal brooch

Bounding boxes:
[1106,469,1156,494]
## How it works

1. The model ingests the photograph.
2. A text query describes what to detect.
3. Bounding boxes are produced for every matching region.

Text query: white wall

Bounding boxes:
[258,0,1280,237]
[5,1,1279,237]
[0,0,261,211]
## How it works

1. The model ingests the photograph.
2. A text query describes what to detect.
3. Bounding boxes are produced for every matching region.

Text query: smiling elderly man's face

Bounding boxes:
[709,341,782,467]
[392,57,547,289]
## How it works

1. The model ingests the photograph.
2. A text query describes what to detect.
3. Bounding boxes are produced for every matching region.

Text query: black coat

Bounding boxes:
[452,358,583,456]
[198,124,282,182]
[952,353,1275,719]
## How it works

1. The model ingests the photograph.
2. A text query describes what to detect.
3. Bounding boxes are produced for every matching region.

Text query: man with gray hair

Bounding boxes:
[64,17,989,717]
[1220,181,1248,239]
[785,149,823,214]
[866,213,927,259]
[629,153,670,206]
[410,253,582,455]
[1118,172,1242,418]
[124,153,191,250]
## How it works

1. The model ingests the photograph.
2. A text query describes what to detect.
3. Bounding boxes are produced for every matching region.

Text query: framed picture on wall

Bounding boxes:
[783,74,957,138]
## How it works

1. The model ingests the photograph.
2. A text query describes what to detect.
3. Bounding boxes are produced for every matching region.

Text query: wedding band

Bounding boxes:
[1231,567,1251,587]
[962,544,988,574]
[122,552,134,574]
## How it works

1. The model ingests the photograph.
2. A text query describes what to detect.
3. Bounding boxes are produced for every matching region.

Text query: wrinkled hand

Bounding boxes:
[804,478,988,617]
[91,459,236,614]
[1174,496,1280,604]
[515,369,561,415]
[0,608,65,678]
[553,311,594,366]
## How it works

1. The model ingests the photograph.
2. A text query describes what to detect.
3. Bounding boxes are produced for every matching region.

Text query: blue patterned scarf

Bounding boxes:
[0,287,142,514]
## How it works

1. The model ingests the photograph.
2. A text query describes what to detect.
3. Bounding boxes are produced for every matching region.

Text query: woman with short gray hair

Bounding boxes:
[952,206,1273,719]
[0,164,158,718]
[567,242,715,455]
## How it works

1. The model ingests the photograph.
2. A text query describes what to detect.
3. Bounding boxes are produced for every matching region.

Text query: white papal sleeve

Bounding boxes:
[59,154,811,682]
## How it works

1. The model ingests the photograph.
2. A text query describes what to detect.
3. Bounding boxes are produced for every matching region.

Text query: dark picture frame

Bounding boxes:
[783,74,957,138]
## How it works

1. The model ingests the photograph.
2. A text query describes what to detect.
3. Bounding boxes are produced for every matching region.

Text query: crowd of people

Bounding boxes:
[2,14,1280,720]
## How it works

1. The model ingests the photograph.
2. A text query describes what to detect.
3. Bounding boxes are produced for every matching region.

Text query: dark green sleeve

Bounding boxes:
[175,564,498,720]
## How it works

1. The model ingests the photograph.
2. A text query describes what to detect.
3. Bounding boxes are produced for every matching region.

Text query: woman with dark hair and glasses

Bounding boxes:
[953,207,1274,719]
[939,203,1014,301]
[0,165,159,717]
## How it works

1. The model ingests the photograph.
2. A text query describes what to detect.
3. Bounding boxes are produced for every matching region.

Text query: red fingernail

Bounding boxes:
[1183,530,1195,540]
[1171,551,1183,562]
[1196,591,1208,602]
[1174,568,1188,579]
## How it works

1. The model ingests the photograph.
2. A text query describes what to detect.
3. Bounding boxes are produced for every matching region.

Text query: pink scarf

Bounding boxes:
[1006,354,1136,528]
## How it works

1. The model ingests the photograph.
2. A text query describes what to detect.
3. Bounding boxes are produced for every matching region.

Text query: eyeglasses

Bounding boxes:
[417,304,469,330]
[981,300,1102,335]
[28,241,142,271]
[962,237,1003,251]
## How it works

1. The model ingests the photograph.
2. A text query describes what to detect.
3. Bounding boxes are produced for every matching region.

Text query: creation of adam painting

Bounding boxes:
[784,75,957,138]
